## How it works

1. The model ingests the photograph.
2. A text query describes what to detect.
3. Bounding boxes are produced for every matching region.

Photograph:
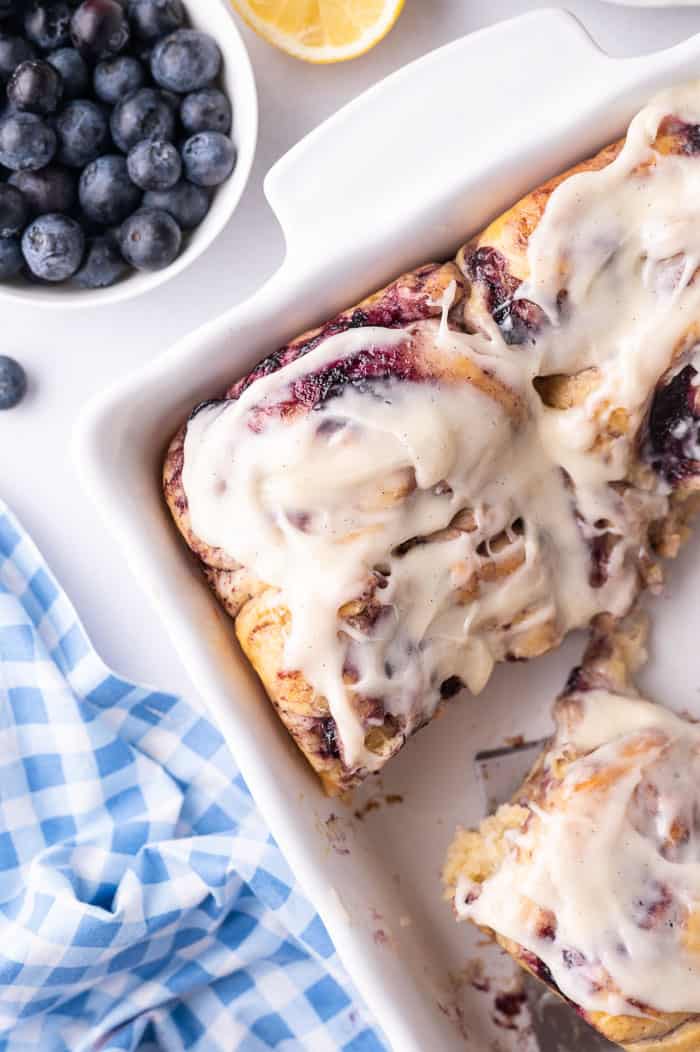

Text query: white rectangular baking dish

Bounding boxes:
[73,11,700,1049]
[609,1,699,6]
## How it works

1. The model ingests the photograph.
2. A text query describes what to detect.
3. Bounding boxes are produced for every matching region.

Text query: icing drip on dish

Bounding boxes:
[456,690,700,1016]
[182,80,700,779]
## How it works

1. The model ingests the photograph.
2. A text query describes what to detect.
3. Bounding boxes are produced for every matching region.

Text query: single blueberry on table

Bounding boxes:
[0,33,36,81]
[71,0,129,59]
[151,29,221,93]
[55,97,107,166]
[0,355,27,409]
[79,152,140,223]
[118,205,179,270]
[110,85,174,152]
[9,164,76,214]
[127,137,179,190]
[47,47,88,98]
[22,211,84,280]
[0,111,56,170]
[180,88,231,135]
[73,230,128,287]
[8,59,63,114]
[0,236,23,278]
[181,130,235,187]
[128,0,184,41]
[24,2,73,51]
[0,182,27,236]
[143,177,208,229]
[93,54,144,104]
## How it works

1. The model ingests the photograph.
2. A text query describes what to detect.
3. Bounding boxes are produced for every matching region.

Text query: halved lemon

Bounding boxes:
[230,0,405,64]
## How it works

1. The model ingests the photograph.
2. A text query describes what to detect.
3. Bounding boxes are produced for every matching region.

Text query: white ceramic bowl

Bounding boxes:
[607,1,700,5]
[75,12,700,1051]
[0,0,257,310]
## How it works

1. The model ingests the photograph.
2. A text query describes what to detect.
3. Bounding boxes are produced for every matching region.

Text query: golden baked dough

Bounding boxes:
[444,613,700,1050]
[164,85,700,794]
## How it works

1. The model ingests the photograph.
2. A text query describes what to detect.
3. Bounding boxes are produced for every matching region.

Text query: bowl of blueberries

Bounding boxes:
[0,0,257,305]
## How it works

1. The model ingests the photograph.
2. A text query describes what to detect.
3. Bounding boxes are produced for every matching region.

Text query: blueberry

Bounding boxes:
[158,87,179,111]
[24,2,73,51]
[0,182,26,235]
[73,230,128,287]
[93,54,144,104]
[9,164,76,213]
[22,211,84,279]
[143,178,208,229]
[151,30,220,94]
[0,354,26,408]
[180,88,231,135]
[55,98,107,166]
[128,0,184,40]
[181,131,235,187]
[79,152,140,223]
[127,137,179,190]
[7,59,63,114]
[0,236,22,277]
[0,33,35,81]
[118,206,179,270]
[71,0,129,59]
[0,1,14,21]
[47,47,88,98]
[134,40,151,66]
[0,111,56,169]
[110,86,174,152]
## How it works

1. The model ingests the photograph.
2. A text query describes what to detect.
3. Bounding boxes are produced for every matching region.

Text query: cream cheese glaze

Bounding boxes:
[182,316,646,772]
[456,690,700,1016]
[182,80,700,776]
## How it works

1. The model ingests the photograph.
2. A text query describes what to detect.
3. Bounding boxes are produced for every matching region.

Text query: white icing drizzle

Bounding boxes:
[181,81,700,778]
[518,82,700,434]
[182,317,645,772]
[437,278,457,345]
[457,690,700,1016]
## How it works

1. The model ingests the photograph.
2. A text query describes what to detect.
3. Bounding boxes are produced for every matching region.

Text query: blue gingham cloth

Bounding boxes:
[0,501,386,1052]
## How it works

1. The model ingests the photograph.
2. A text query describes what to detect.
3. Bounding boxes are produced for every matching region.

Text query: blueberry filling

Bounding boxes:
[659,116,700,155]
[588,530,618,589]
[287,344,421,412]
[318,716,340,760]
[644,363,700,483]
[467,246,545,345]
[439,675,463,699]
[493,990,527,1019]
[561,947,586,969]
[229,266,454,402]
[633,882,673,930]
[564,664,590,694]
[189,397,222,421]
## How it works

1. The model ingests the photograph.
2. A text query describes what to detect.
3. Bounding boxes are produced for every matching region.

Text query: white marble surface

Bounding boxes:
[5,0,700,694]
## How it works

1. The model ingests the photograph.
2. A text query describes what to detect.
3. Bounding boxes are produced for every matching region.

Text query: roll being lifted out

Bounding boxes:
[444,609,700,1051]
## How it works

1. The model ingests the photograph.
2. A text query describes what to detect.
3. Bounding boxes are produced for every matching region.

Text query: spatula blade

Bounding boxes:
[475,741,617,1051]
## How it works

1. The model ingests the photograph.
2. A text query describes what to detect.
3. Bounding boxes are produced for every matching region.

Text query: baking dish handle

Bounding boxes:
[263,8,700,275]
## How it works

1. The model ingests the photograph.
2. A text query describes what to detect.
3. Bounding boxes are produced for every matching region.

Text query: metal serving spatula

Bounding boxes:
[475,741,617,1052]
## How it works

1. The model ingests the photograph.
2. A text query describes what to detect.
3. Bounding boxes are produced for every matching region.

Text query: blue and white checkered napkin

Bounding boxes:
[0,501,386,1052]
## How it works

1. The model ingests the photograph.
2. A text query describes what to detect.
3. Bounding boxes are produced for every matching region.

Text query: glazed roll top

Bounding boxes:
[181,292,651,775]
[170,79,700,790]
[452,684,700,1019]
